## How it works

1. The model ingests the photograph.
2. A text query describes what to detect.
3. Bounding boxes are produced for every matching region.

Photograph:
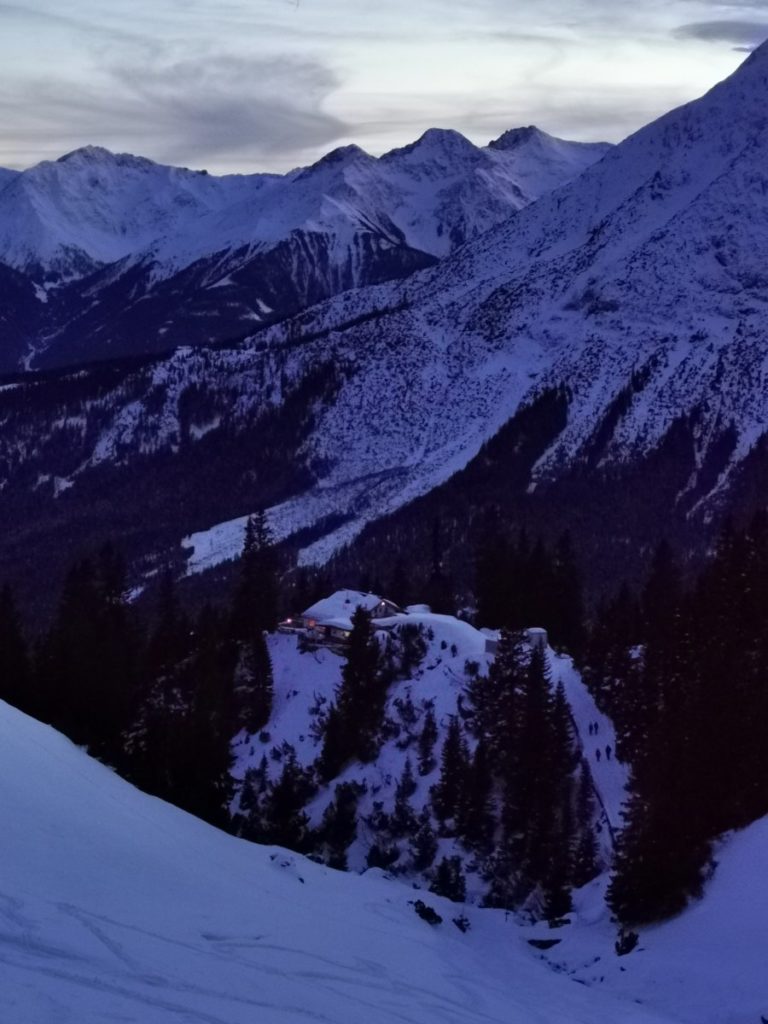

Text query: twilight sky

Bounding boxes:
[0,0,764,173]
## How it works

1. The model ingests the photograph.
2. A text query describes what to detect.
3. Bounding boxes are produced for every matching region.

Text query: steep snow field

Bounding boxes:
[547,820,768,1024]
[231,605,623,885]
[0,697,676,1024]
[233,611,498,880]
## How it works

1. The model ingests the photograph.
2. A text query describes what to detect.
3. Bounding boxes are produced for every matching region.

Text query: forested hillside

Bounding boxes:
[3,511,768,938]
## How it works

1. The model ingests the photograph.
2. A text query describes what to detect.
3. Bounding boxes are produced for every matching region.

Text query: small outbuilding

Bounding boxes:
[483,626,549,656]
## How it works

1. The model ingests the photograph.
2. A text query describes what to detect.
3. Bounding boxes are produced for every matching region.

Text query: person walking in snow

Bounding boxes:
[606,745,612,761]
[595,748,601,762]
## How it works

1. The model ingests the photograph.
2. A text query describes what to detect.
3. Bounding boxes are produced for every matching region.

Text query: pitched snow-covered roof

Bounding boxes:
[302,590,387,624]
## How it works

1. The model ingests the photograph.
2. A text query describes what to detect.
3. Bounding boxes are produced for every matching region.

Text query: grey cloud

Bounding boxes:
[349,81,676,153]
[674,19,768,45]
[0,2,158,47]
[0,52,349,171]
[680,1,768,7]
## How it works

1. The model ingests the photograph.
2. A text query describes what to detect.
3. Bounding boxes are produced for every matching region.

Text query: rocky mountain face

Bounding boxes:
[3,46,768,604]
[0,128,609,373]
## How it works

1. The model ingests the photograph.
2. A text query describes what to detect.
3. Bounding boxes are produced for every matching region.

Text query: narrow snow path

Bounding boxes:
[550,652,628,844]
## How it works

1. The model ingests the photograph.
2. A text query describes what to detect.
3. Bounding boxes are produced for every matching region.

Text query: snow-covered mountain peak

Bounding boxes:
[0,123,612,367]
[487,125,546,150]
[737,34,768,70]
[307,143,372,168]
[159,46,768,570]
[56,144,135,165]
[0,123,610,289]
[383,128,481,168]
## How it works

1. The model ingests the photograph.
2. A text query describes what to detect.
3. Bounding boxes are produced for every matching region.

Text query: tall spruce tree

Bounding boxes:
[321,782,361,869]
[230,513,276,734]
[231,510,279,639]
[172,605,237,827]
[0,584,32,714]
[549,532,586,657]
[458,738,495,852]
[417,702,439,776]
[391,757,418,837]
[318,607,386,779]
[431,715,469,827]
[262,748,314,852]
[37,547,140,765]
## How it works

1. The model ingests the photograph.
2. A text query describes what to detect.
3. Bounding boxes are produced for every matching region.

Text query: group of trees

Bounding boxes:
[584,515,768,924]
[462,632,598,916]
[475,530,585,656]
[0,511,278,829]
[14,499,768,931]
[1,512,603,919]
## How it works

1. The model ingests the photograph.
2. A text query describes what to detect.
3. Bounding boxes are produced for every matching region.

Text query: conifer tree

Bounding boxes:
[229,514,276,734]
[424,517,453,614]
[145,568,190,678]
[238,757,269,838]
[391,757,418,836]
[37,547,140,764]
[572,759,600,887]
[172,606,237,826]
[262,748,314,852]
[231,510,279,640]
[417,702,438,776]
[320,606,386,777]
[0,584,32,714]
[475,529,511,629]
[458,739,494,852]
[233,629,274,735]
[549,532,586,657]
[317,704,347,783]
[431,716,469,826]
[321,782,361,869]
[430,855,466,903]
[410,806,438,871]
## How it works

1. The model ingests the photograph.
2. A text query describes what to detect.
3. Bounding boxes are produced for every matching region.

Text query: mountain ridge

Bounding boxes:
[0,126,611,372]
[2,50,767,597]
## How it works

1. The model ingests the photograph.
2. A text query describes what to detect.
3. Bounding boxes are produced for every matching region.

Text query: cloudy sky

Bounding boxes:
[0,0,764,173]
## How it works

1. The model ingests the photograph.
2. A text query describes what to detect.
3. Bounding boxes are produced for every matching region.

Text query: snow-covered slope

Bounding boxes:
[0,166,19,191]
[541,819,768,1024]
[0,697,675,1024]
[174,42,768,572]
[0,128,610,371]
[231,608,768,1024]
[233,611,620,879]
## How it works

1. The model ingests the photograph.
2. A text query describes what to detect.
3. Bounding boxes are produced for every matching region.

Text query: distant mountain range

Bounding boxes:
[4,46,768,607]
[0,128,609,372]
